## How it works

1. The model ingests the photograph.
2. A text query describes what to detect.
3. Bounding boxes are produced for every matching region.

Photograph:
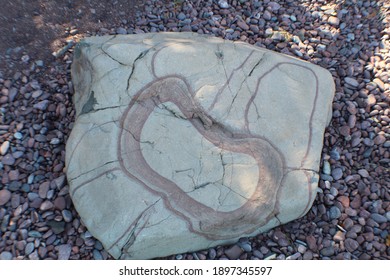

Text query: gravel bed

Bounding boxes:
[0,0,389,260]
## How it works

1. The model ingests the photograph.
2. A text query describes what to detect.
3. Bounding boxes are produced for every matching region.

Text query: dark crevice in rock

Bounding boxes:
[119,199,161,259]
[274,214,282,226]
[286,167,319,174]
[193,181,212,190]
[69,160,118,182]
[160,103,187,120]
[248,54,266,77]
[126,49,150,91]
[99,35,128,66]
[80,91,98,116]
[88,104,125,114]
[100,48,127,66]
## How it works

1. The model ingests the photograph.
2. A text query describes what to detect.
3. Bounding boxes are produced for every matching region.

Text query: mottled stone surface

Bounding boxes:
[66,33,335,259]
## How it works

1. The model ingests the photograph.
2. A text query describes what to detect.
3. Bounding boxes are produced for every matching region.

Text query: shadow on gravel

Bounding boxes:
[0,0,144,74]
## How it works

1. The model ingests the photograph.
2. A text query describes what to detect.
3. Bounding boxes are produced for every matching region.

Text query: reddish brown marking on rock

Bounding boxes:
[151,45,169,78]
[118,76,285,240]
[243,62,319,168]
[208,50,256,111]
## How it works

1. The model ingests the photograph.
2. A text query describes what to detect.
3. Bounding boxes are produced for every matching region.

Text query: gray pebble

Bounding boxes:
[363,148,373,158]
[21,184,30,192]
[8,181,21,191]
[116,27,127,35]
[323,160,331,175]
[297,244,306,254]
[2,154,15,165]
[50,138,61,145]
[21,54,30,63]
[344,238,359,252]
[57,244,72,260]
[29,250,39,260]
[14,132,23,139]
[27,192,39,201]
[286,252,301,260]
[27,174,34,184]
[0,214,9,232]
[33,100,49,111]
[331,168,343,180]
[263,10,272,21]
[93,249,103,260]
[303,251,313,260]
[177,12,186,21]
[320,246,334,257]
[320,174,333,181]
[47,220,65,234]
[25,242,35,255]
[380,230,388,239]
[329,206,342,219]
[35,60,44,67]
[239,242,252,252]
[225,244,243,259]
[12,151,24,159]
[208,248,217,259]
[0,189,11,206]
[330,149,340,160]
[40,200,54,211]
[94,240,103,250]
[62,209,73,222]
[252,250,263,259]
[344,77,359,87]
[330,187,338,197]
[370,213,387,224]
[0,251,13,260]
[32,90,43,98]
[28,230,42,238]
[268,1,281,11]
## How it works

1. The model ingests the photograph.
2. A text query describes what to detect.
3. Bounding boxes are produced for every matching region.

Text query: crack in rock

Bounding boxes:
[126,49,151,91]
[68,160,118,182]
[119,199,161,259]
[248,54,267,77]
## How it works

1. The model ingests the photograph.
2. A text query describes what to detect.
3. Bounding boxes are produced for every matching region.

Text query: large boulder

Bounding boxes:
[66,32,335,259]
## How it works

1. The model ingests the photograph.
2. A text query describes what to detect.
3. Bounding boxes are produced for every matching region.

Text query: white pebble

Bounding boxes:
[50,138,61,145]
[218,0,229,9]
[14,132,23,140]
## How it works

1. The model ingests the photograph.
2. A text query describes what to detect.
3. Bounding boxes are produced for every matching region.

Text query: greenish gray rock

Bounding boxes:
[66,33,335,259]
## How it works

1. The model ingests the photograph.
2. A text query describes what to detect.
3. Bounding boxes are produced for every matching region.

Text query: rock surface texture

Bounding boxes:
[66,33,335,259]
